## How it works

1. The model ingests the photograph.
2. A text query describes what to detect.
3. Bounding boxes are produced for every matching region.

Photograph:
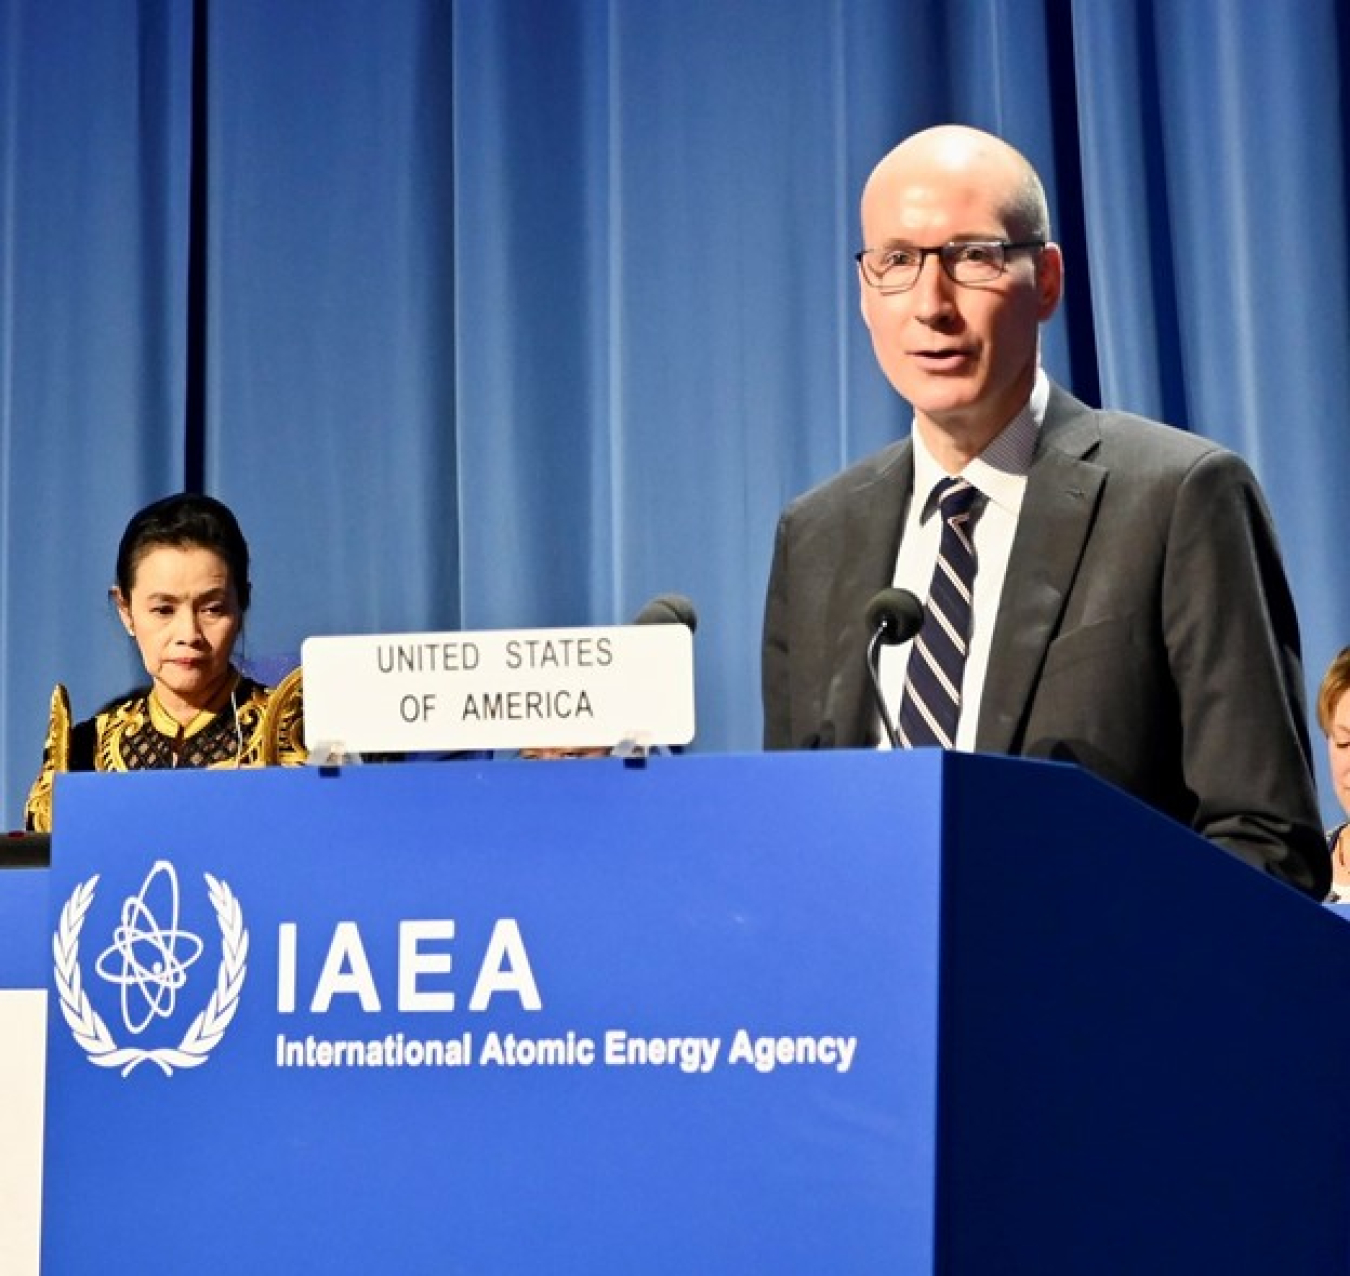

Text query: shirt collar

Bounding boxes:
[911,367,1047,518]
[146,669,241,740]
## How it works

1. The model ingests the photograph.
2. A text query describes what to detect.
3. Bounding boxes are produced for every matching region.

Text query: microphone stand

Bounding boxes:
[866,625,902,750]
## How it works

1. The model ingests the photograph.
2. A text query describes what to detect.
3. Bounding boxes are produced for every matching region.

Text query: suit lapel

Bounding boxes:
[976,390,1105,754]
[825,442,914,744]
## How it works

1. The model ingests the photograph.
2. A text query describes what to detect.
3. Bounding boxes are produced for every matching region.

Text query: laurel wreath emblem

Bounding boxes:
[53,872,249,1077]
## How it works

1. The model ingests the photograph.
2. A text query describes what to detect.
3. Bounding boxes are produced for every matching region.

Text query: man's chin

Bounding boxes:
[897,376,979,414]
[912,399,982,435]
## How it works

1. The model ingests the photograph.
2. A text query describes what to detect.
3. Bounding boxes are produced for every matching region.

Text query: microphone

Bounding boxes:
[865,588,924,645]
[633,593,698,632]
[524,595,698,762]
[863,588,924,749]
[628,594,697,758]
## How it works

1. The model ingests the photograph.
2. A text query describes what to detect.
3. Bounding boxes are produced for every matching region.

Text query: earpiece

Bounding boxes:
[231,686,244,767]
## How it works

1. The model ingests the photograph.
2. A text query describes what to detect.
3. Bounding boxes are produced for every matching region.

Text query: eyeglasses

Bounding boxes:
[855,239,1046,293]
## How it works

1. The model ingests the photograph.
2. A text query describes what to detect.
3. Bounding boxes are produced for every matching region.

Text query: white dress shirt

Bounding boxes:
[878,369,1048,751]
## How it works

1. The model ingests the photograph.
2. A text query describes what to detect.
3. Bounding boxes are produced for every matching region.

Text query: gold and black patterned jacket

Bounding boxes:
[23,668,305,832]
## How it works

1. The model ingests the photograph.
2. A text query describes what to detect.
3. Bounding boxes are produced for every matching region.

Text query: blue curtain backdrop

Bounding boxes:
[3,0,1349,825]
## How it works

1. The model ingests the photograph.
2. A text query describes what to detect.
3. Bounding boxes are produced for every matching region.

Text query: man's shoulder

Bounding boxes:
[1043,385,1242,474]
[780,439,911,526]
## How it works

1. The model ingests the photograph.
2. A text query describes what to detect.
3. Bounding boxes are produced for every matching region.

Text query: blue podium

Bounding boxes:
[28,751,1350,1273]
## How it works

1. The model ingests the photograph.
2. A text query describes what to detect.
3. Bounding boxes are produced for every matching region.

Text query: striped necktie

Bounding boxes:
[897,477,980,749]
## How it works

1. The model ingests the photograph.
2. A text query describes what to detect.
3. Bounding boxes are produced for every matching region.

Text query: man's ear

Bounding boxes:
[1036,242,1064,321]
[859,266,876,333]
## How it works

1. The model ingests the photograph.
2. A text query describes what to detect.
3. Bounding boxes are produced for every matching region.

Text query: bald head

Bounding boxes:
[862,125,1050,244]
[855,124,1063,466]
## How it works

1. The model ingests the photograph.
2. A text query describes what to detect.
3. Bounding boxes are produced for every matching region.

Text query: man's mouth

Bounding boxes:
[912,348,971,367]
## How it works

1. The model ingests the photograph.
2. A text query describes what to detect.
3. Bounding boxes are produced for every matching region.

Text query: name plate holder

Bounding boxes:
[301,624,695,759]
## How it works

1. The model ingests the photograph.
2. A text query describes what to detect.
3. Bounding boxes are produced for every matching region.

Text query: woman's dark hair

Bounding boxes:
[115,492,252,611]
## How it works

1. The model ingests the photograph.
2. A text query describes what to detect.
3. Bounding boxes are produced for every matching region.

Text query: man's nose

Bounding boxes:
[911,252,956,321]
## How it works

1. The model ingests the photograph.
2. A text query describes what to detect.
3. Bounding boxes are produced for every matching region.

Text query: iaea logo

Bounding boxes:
[53,860,249,1077]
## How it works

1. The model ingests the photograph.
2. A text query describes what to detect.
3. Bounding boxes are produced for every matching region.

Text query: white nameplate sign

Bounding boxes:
[301,625,695,755]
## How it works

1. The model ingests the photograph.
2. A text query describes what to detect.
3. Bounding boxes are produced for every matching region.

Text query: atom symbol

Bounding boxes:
[94,860,205,1035]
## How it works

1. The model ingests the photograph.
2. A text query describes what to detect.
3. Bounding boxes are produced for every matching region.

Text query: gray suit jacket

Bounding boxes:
[762,383,1328,897]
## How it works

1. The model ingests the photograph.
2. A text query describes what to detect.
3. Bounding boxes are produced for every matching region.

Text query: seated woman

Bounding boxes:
[24,492,305,831]
[1317,646,1350,902]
